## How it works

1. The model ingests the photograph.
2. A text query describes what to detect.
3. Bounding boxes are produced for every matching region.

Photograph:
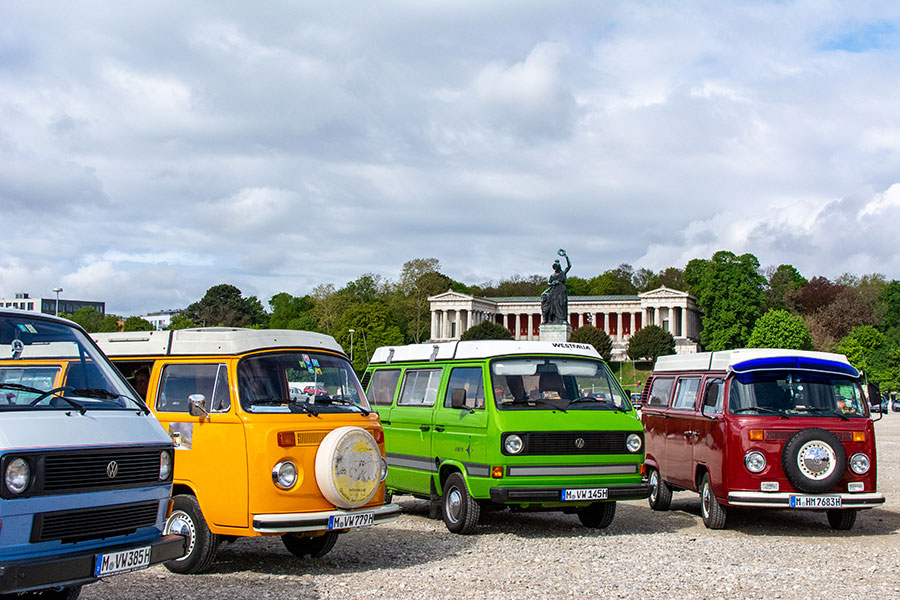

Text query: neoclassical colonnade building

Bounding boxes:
[428,286,701,359]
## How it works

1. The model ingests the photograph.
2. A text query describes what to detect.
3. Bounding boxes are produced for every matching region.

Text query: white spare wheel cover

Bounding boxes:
[315,426,382,509]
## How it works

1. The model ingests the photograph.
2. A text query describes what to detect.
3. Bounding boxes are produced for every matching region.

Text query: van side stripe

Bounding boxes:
[506,464,639,477]
[385,453,437,472]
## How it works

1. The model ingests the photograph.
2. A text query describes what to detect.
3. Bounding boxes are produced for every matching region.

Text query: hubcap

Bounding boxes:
[649,471,659,502]
[701,483,711,518]
[797,441,836,480]
[446,487,463,523]
[165,510,196,560]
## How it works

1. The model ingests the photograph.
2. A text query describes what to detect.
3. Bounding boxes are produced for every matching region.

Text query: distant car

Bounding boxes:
[893,396,900,412]
[630,392,643,410]
[303,385,328,397]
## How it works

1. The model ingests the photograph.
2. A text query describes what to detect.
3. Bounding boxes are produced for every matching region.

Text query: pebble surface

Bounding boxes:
[84,415,900,599]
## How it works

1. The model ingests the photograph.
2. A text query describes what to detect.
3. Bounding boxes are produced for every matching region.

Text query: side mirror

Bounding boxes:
[867,382,880,406]
[450,388,467,410]
[188,394,209,418]
[701,383,719,417]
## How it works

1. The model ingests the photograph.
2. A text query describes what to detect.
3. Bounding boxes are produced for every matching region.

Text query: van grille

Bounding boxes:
[44,448,166,493]
[31,501,160,544]
[525,431,631,455]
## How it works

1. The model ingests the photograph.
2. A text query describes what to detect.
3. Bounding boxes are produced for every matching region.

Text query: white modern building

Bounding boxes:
[142,309,183,330]
[428,286,701,359]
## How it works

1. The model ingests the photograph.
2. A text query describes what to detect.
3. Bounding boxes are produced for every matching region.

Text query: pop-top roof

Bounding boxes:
[368,340,601,364]
[653,348,857,377]
[92,327,344,357]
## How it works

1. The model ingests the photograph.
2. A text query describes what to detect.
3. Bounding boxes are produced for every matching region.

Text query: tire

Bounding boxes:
[163,494,219,574]
[647,467,672,511]
[782,428,846,494]
[699,473,727,529]
[826,509,858,531]
[442,472,480,534]
[577,501,616,528]
[315,427,383,509]
[281,531,339,558]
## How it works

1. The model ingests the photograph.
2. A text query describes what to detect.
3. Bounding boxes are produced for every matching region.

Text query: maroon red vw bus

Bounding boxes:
[641,349,884,530]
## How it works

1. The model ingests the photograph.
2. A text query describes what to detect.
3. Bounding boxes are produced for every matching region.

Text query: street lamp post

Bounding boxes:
[348,329,355,363]
[52,288,63,316]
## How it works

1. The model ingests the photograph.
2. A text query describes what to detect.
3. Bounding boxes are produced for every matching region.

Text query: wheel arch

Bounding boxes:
[437,459,467,494]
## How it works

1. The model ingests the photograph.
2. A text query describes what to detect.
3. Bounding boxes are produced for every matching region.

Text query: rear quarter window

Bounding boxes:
[648,377,675,407]
[368,369,401,406]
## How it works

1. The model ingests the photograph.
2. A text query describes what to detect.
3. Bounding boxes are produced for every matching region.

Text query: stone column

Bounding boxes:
[432,310,440,340]
[527,313,534,340]
[616,312,623,341]
[443,310,451,341]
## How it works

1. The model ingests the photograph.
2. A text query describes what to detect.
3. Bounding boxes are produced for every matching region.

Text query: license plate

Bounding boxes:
[789,495,842,508]
[328,512,375,529]
[562,488,608,501]
[94,546,152,577]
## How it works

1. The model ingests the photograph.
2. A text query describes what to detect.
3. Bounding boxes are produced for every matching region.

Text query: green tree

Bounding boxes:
[98,314,122,332]
[878,280,900,331]
[765,264,806,312]
[397,258,453,343]
[334,301,404,373]
[123,316,154,331]
[167,313,195,330]
[685,251,766,351]
[459,321,514,341]
[656,267,685,291]
[569,325,613,361]
[310,283,347,334]
[632,268,658,292]
[184,284,267,327]
[588,264,638,296]
[835,326,885,378]
[626,325,675,361]
[268,293,318,331]
[565,276,591,296]
[747,309,813,350]
[67,306,104,332]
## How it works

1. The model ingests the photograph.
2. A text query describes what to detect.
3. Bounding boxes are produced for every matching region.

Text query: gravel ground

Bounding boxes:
[84,415,900,600]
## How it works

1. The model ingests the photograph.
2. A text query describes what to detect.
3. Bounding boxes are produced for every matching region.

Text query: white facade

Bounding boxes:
[142,309,183,330]
[428,286,701,359]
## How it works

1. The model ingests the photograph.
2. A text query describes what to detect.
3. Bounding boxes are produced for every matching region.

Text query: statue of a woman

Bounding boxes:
[541,249,571,324]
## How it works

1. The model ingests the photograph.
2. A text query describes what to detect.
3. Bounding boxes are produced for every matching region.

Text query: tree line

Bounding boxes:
[63,252,900,390]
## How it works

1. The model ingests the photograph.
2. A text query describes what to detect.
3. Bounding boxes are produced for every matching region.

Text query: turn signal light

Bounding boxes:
[852,431,866,443]
[166,499,174,518]
[491,466,504,479]
[277,431,296,447]
[749,430,764,441]
[372,428,385,444]
[640,463,647,476]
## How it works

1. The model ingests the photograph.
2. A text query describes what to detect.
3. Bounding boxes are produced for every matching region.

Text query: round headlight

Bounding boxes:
[504,434,524,455]
[159,451,172,480]
[272,460,298,490]
[849,453,870,475]
[744,451,766,473]
[626,433,642,453]
[380,456,389,482]
[5,457,30,494]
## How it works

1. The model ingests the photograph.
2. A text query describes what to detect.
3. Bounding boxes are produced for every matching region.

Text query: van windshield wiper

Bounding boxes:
[0,382,45,395]
[566,396,627,413]
[794,406,850,421]
[286,398,320,417]
[732,406,790,419]
[522,398,567,413]
[317,394,370,416]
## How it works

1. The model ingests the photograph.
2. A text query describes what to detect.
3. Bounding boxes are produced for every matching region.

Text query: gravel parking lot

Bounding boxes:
[85,415,900,600]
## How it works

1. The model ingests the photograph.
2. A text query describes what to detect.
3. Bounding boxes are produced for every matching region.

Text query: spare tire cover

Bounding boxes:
[781,427,847,494]
[315,426,382,509]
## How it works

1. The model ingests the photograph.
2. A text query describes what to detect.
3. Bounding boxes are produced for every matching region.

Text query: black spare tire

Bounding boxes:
[781,428,846,493]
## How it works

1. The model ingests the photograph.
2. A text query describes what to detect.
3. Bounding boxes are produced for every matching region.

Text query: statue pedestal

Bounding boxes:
[539,323,572,343]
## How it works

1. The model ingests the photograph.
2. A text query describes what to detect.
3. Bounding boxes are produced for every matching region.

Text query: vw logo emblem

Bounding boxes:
[106,461,119,479]
[574,438,585,449]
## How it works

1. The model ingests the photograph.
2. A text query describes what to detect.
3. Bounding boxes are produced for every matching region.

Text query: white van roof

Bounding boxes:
[93,327,344,357]
[653,348,855,374]
[369,340,602,364]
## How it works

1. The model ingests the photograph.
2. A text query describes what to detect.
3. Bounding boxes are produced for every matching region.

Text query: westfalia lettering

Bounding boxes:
[551,343,592,350]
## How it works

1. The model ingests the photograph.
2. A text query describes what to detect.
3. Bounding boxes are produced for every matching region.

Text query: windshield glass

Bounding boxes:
[238,351,369,414]
[491,357,630,411]
[728,370,868,418]
[0,314,143,411]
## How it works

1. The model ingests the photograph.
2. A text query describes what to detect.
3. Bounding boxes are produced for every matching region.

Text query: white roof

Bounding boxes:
[93,327,344,357]
[369,340,601,364]
[653,348,853,373]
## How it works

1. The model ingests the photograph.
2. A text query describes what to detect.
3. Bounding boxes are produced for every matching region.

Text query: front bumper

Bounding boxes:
[490,483,651,503]
[727,491,886,508]
[252,503,400,533]
[0,534,185,595]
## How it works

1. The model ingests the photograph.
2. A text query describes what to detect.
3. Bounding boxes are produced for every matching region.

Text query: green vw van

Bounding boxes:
[363,340,649,533]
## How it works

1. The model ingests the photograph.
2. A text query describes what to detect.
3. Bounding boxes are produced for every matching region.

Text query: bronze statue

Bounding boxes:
[541,249,571,324]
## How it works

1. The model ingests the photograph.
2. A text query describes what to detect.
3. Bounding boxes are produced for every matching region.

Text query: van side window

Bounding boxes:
[444,367,484,410]
[368,369,401,406]
[398,369,442,407]
[672,377,701,410]
[703,377,725,413]
[648,377,675,407]
[158,363,229,413]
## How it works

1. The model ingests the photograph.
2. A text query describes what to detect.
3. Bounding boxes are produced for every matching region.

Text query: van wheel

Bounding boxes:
[442,472,480,534]
[648,467,672,511]
[281,532,339,558]
[782,428,846,494]
[577,502,616,528]
[163,494,219,574]
[699,474,727,529]
[826,509,857,531]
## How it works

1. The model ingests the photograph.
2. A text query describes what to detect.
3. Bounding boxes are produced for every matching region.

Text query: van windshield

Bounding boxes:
[491,357,630,412]
[238,351,370,414]
[728,371,868,418]
[0,314,146,412]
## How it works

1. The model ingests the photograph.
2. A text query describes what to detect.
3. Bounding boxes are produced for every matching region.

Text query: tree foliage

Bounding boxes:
[398,258,452,343]
[765,264,806,312]
[66,307,105,333]
[627,325,675,361]
[588,264,638,296]
[166,313,195,330]
[123,316,154,332]
[183,284,267,328]
[569,325,613,361]
[268,292,318,331]
[747,309,813,350]
[459,321,514,341]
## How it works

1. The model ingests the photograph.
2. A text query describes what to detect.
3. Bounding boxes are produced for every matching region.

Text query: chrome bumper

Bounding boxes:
[252,503,400,533]
[727,491,885,508]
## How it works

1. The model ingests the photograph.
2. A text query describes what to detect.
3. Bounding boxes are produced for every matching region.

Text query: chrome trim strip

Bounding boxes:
[506,464,640,477]
[253,503,400,533]
[727,491,885,508]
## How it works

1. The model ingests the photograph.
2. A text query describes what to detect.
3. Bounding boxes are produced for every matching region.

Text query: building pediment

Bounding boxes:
[428,290,476,302]
[638,286,695,300]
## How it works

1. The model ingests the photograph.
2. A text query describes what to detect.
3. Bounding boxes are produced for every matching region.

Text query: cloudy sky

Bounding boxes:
[3,1,900,316]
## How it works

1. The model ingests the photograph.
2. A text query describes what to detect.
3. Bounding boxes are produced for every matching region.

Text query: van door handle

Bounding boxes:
[381,420,391,425]
[434,426,445,432]
[420,425,430,432]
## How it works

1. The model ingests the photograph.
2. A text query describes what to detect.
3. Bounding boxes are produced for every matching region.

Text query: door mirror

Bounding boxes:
[188,394,209,418]
[701,383,719,417]
[450,388,467,410]
[867,382,880,406]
